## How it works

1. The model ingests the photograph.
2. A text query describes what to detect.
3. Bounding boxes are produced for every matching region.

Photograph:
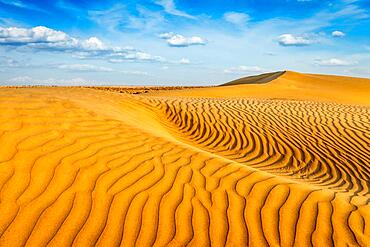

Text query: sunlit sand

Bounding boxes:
[0,71,369,246]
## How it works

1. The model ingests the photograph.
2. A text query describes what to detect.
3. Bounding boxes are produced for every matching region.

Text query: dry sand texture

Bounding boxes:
[0,71,369,246]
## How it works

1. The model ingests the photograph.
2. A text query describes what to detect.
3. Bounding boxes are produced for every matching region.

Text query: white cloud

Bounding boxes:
[223,12,250,26]
[119,70,148,75]
[129,52,154,60]
[0,26,70,45]
[57,64,114,72]
[159,32,206,47]
[278,34,317,46]
[4,70,148,86]
[154,0,196,19]
[0,26,166,63]
[179,58,190,64]
[167,35,205,47]
[57,64,148,75]
[108,52,165,63]
[0,26,108,53]
[5,76,94,85]
[315,58,356,66]
[158,32,174,39]
[224,66,264,74]
[82,37,106,50]
[332,30,346,37]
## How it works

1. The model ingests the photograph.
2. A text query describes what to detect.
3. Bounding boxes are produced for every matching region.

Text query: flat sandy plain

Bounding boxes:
[0,71,369,246]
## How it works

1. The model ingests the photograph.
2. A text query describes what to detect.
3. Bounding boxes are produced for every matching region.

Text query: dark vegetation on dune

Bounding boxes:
[222,71,286,86]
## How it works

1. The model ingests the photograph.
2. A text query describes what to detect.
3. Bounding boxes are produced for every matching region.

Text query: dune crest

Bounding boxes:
[0,72,369,246]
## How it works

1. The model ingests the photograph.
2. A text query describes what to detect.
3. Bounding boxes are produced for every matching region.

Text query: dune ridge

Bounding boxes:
[0,71,369,246]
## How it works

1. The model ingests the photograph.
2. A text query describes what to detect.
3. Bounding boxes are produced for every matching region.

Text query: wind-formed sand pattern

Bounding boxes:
[0,71,369,246]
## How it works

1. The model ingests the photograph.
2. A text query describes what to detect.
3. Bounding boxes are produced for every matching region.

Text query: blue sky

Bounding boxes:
[0,0,369,85]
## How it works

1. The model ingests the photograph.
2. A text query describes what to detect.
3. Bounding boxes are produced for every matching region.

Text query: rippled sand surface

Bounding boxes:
[0,71,369,246]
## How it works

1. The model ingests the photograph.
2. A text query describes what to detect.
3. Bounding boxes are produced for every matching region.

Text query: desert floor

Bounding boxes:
[0,71,369,246]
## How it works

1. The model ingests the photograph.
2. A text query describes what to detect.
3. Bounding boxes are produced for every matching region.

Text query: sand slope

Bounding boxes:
[0,72,369,246]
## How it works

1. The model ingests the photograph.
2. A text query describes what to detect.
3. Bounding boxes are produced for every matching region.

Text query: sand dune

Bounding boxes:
[0,71,369,246]
[151,71,370,106]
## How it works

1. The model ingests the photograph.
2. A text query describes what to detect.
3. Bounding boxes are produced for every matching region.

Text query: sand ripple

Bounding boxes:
[0,86,369,246]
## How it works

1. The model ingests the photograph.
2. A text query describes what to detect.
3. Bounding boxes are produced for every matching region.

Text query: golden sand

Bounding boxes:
[0,71,369,246]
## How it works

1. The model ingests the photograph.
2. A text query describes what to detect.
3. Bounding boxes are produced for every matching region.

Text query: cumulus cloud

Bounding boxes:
[278,34,317,46]
[224,66,264,74]
[82,37,106,50]
[159,32,206,47]
[315,58,356,66]
[332,30,346,37]
[0,26,70,45]
[223,12,250,26]
[0,26,165,63]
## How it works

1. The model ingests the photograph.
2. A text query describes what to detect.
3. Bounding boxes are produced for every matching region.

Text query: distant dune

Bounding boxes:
[151,71,370,106]
[0,71,369,246]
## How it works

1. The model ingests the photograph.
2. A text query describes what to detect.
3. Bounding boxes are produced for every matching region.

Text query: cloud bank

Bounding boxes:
[0,26,165,63]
